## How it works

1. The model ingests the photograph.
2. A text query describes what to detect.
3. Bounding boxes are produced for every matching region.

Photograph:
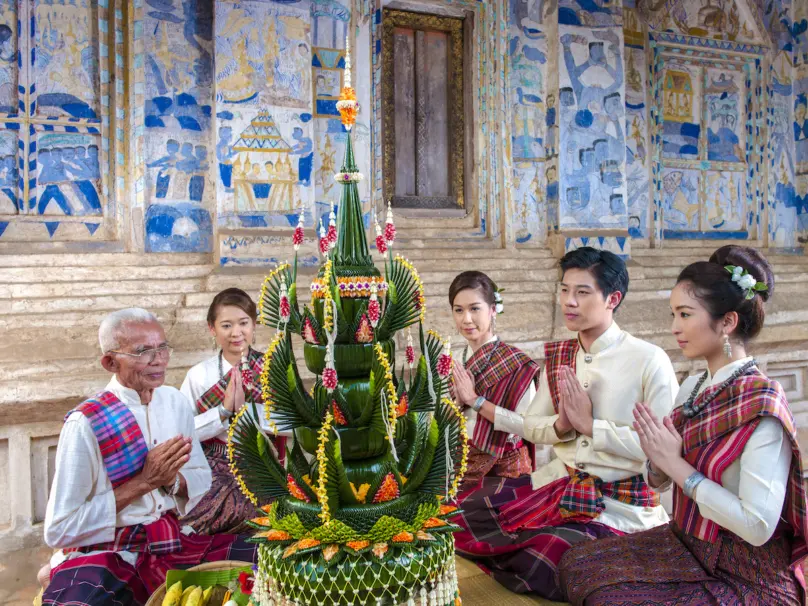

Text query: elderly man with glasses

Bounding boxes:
[41,308,257,606]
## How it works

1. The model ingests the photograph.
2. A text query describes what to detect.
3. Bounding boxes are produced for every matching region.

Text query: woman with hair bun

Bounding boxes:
[179,288,285,535]
[559,246,808,605]
[446,271,545,496]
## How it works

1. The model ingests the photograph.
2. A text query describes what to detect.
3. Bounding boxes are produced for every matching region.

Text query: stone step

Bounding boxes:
[394,212,477,229]
[0,264,213,284]
[394,247,554,260]
[0,252,211,268]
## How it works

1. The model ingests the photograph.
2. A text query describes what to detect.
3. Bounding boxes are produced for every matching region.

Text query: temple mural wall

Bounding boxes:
[0,0,801,256]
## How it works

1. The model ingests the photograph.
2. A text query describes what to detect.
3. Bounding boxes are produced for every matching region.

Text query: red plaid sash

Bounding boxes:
[499,466,659,532]
[196,348,264,414]
[67,392,148,489]
[65,511,183,555]
[544,339,579,413]
[671,370,808,568]
[466,341,540,457]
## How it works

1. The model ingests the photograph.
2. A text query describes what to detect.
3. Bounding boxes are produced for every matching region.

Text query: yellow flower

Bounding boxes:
[260,332,284,436]
[226,405,258,505]
[315,411,335,523]
[374,344,399,440]
[441,397,469,500]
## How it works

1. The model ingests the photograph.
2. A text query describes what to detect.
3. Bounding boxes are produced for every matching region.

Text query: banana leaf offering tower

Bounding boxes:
[226,36,469,606]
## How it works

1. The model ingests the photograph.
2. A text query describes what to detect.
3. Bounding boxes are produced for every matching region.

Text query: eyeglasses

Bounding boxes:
[108,345,173,364]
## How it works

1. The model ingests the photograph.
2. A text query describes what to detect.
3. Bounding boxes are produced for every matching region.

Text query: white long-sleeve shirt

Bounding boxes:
[44,376,212,566]
[180,353,292,442]
[498,322,679,533]
[646,357,792,547]
[181,354,232,442]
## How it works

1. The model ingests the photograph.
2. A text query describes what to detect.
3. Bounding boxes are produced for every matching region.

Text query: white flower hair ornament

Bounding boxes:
[725,265,768,300]
[493,285,505,315]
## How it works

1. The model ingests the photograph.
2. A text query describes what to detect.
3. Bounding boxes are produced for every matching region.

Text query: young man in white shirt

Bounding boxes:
[42,308,257,606]
[454,247,678,600]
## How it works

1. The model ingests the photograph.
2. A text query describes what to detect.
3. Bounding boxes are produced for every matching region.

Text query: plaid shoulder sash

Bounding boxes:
[466,341,540,457]
[196,348,264,414]
[671,370,808,568]
[544,339,579,413]
[67,391,148,489]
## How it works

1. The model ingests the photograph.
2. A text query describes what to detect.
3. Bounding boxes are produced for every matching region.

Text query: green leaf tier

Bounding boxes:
[227,126,469,606]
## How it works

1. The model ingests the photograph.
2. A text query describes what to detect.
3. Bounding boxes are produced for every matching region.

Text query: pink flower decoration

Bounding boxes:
[437,345,452,379]
[327,224,337,246]
[375,234,387,254]
[280,294,291,323]
[406,345,415,367]
[384,221,396,244]
[319,237,329,256]
[322,367,338,391]
[293,225,304,249]
[368,299,381,327]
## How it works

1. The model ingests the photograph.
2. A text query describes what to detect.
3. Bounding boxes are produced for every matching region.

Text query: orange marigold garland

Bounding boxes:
[286,474,311,503]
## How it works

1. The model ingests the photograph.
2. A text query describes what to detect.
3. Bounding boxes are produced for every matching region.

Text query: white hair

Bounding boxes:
[99,308,159,353]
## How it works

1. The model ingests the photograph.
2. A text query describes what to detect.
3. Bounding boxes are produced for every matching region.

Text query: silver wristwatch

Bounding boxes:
[218,403,234,419]
[472,396,486,412]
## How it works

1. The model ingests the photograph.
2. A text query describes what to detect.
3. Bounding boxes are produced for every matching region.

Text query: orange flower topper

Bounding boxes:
[337,32,359,129]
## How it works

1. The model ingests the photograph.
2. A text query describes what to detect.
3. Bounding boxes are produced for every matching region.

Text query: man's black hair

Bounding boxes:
[559,246,629,311]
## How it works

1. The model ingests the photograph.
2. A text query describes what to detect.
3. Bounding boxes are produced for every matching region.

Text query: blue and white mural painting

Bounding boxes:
[144,0,214,253]
[705,68,744,164]
[0,129,16,214]
[510,0,548,244]
[558,25,627,229]
[661,167,700,231]
[705,170,744,231]
[662,62,701,160]
[36,133,102,216]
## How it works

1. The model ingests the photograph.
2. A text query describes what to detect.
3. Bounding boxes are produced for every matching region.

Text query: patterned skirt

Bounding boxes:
[454,474,619,601]
[558,522,804,605]
[457,443,532,496]
[179,440,258,535]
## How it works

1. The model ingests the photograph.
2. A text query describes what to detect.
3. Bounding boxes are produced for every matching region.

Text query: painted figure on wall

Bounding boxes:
[36,133,102,217]
[558,28,626,228]
[35,1,99,119]
[215,3,312,109]
[705,172,744,231]
[662,66,701,159]
[662,169,699,230]
[510,0,546,161]
[795,95,808,170]
[706,70,743,163]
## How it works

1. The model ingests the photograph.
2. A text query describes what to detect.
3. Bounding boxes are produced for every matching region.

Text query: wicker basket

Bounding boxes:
[145,560,252,606]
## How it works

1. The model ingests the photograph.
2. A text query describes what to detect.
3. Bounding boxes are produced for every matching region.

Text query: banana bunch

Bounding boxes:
[161,581,224,606]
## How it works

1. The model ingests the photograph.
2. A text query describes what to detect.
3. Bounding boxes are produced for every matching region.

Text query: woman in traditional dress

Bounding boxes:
[449,271,545,496]
[559,245,808,605]
[180,288,283,535]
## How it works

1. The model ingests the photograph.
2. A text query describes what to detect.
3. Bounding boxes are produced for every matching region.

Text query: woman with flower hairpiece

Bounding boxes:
[179,288,286,535]
[559,245,808,605]
[447,271,549,497]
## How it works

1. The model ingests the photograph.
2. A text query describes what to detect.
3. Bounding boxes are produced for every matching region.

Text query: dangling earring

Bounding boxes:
[212,336,218,351]
[492,314,497,334]
[723,335,732,358]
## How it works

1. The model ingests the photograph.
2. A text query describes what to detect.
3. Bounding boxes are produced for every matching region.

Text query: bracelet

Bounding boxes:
[646,459,663,478]
[165,474,181,496]
[683,471,706,499]
[472,396,486,412]
[218,404,233,419]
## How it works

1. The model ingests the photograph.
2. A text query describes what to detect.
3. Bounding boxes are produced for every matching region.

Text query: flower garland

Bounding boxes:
[310,275,388,299]
[227,404,258,506]
[441,396,469,500]
[394,255,426,321]
[292,212,304,251]
[258,263,291,326]
[368,284,381,328]
[373,343,399,441]
[260,332,285,435]
[321,259,334,333]
[333,171,364,182]
[406,330,415,369]
[315,410,335,524]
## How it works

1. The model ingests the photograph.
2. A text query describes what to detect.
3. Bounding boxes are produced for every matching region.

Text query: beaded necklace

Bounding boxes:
[682,359,757,418]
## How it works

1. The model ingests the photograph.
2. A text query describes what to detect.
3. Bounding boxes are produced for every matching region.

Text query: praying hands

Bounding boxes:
[555,366,594,437]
